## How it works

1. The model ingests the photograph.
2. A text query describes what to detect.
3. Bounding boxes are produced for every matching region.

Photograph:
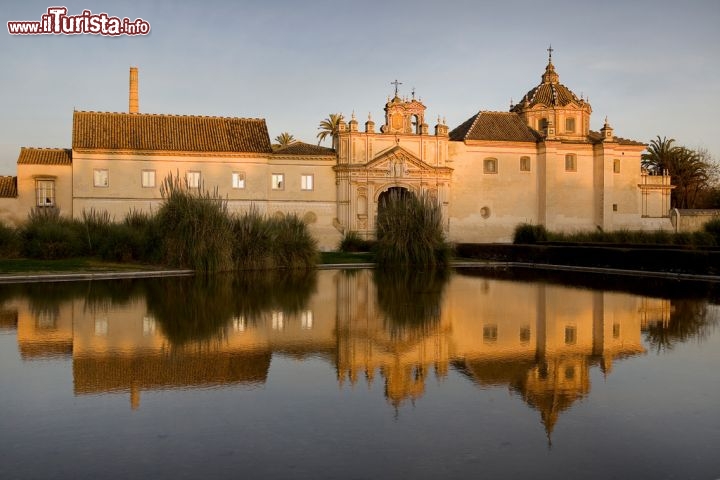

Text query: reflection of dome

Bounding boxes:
[511,61,583,111]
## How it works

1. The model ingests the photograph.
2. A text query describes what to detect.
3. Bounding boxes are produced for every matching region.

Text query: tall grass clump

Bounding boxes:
[375,191,450,269]
[513,223,548,244]
[20,208,86,259]
[0,221,20,258]
[155,174,233,273]
[268,213,318,269]
[231,207,273,270]
[231,208,318,270]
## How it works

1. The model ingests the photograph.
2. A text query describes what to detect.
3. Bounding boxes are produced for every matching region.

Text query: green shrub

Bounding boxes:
[339,230,374,252]
[0,222,20,258]
[20,208,86,259]
[513,223,548,244]
[702,218,720,245]
[375,191,450,268]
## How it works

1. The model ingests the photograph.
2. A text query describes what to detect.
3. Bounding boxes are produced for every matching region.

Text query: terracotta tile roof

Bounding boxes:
[0,176,18,198]
[73,350,271,393]
[450,111,542,142]
[273,142,335,156]
[72,111,273,153]
[17,147,72,165]
[588,131,646,146]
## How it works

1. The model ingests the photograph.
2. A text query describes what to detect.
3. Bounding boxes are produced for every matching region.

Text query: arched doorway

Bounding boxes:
[378,186,412,212]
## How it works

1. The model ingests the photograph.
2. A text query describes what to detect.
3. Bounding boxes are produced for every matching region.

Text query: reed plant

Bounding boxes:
[375,190,451,268]
[155,174,233,273]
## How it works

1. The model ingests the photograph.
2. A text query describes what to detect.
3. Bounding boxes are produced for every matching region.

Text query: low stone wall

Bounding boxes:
[670,209,720,233]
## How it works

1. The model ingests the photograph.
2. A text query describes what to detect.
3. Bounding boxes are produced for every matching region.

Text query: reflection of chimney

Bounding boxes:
[129,67,139,114]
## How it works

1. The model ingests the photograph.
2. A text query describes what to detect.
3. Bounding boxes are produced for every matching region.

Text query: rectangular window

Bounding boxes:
[613,159,621,173]
[565,154,577,172]
[520,326,531,343]
[186,171,200,188]
[35,179,55,207]
[565,326,577,345]
[301,174,314,191]
[483,158,498,174]
[565,117,576,133]
[613,204,618,212]
[93,169,109,187]
[232,172,246,189]
[141,170,156,188]
[271,173,284,190]
[301,310,313,330]
[483,324,498,342]
[520,156,531,172]
[613,323,621,338]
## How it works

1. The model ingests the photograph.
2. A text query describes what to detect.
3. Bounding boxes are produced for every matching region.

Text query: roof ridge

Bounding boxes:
[74,110,266,121]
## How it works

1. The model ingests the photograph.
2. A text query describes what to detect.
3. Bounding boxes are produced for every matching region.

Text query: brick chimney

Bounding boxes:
[129,67,139,114]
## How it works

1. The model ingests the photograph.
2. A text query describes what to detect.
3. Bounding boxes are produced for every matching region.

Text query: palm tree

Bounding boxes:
[642,136,711,208]
[316,113,343,150]
[274,132,295,149]
[641,136,676,175]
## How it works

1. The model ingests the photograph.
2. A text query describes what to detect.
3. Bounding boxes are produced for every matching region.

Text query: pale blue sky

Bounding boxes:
[1,0,719,173]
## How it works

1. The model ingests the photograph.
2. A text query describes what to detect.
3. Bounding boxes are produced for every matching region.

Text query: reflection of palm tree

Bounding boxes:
[316,113,343,150]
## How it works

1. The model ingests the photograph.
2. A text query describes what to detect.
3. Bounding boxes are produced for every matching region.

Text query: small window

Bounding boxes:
[565,154,577,172]
[93,169,109,187]
[271,173,284,190]
[565,117,576,133]
[141,170,156,188]
[565,326,577,345]
[186,171,201,188]
[232,172,246,189]
[301,310,313,330]
[35,179,55,207]
[483,324,498,342]
[613,204,618,212]
[520,156,531,172]
[613,159,621,173]
[483,158,498,174]
[520,326,531,343]
[301,174,314,191]
[539,118,548,131]
[613,323,621,338]
[565,366,576,380]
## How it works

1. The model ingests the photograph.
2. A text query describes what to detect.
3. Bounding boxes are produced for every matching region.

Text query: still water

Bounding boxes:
[1,268,719,480]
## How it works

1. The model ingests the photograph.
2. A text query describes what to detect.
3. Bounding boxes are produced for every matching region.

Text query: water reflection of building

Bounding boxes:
[4,270,672,431]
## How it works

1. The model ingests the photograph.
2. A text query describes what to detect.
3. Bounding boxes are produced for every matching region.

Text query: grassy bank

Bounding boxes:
[0,175,318,273]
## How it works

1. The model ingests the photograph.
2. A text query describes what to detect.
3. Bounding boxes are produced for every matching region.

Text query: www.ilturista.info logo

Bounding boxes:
[8,7,150,36]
